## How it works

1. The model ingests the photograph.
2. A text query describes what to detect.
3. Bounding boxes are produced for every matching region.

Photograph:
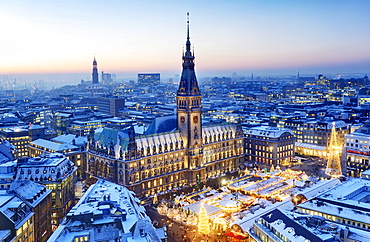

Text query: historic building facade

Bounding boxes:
[15,153,77,229]
[86,17,245,197]
[245,126,295,167]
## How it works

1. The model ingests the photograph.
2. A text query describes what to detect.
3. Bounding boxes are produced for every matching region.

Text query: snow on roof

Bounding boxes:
[52,134,87,146]
[0,230,11,241]
[136,131,183,155]
[295,142,326,151]
[297,178,370,224]
[183,201,222,216]
[0,195,34,225]
[245,125,294,138]
[28,124,45,130]
[10,180,51,206]
[362,169,370,176]
[134,125,145,135]
[219,199,239,208]
[234,179,341,232]
[261,209,324,242]
[50,179,162,242]
[55,112,72,117]
[346,132,370,139]
[16,153,76,182]
[125,101,138,107]
[202,123,237,143]
[30,139,78,151]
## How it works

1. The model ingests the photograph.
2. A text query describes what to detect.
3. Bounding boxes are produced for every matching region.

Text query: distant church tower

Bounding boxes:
[92,56,99,84]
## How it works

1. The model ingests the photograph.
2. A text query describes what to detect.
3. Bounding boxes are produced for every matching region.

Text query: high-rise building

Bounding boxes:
[86,14,244,197]
[101,71,113,84]
[97,97,125,117]
[92,57,99,84]
[138,73,160,86]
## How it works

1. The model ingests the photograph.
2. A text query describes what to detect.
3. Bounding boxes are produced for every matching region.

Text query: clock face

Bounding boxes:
[193,116,198,123]
[180,116,185,123]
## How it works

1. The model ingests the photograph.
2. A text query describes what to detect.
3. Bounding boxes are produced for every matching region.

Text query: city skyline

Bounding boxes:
[1,0,370,81]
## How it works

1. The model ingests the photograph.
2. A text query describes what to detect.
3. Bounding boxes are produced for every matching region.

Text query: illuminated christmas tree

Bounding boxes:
[198,203,210,234]
[325,122,343,177]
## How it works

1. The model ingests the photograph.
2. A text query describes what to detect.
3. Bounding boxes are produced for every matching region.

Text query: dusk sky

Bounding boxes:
[1,0,370,80]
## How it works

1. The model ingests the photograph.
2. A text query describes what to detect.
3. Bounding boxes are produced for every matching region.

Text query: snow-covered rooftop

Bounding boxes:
[10,180,51,207]
[30,139,79,152]
[234,178,341,232]
[15,153,76,182]
[48,179,165,242]
[295,142,326,150]
[245,125,294,138]
[52,134,88,147]
[297,178,370,224]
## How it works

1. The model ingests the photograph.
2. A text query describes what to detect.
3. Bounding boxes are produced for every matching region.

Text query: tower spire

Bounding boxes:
[177,12,199,95]
[176,13,203,152]
[185,12,192,56]
[187,12,190,41]
[92,55,99,84]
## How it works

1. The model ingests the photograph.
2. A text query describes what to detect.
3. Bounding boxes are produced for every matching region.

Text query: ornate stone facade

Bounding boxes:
[86,15,245,197]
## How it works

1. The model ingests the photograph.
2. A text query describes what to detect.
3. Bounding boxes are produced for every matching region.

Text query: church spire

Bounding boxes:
[92,55,99,84]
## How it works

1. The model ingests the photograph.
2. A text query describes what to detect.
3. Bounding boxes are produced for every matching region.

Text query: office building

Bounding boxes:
[29,138,86,179]
[138,73,160,86]
[245,126,295,167]
[0,125,53,158]
[345,130,370,177]
[282,119,350,157]
[0,127,30,158]
[297,177,370,232]
[97,97,125,117]
[101,71,113,84]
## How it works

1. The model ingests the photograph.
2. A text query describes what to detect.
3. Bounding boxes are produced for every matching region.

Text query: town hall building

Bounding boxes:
[86,16,245,197]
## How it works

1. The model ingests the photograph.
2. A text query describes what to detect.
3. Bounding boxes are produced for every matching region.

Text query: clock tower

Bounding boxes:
[177,13,204,184]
